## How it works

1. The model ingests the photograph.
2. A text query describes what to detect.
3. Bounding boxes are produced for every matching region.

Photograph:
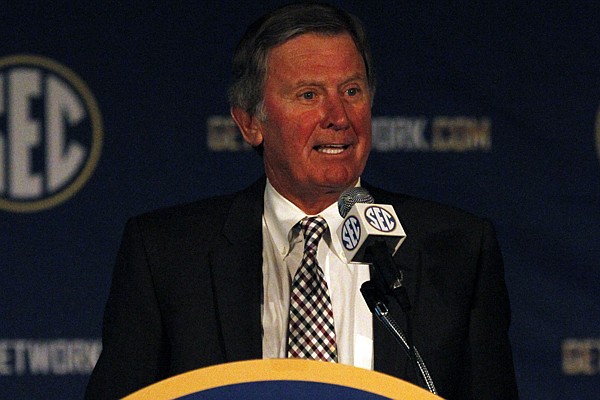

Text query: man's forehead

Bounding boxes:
[266,32,363,68]
[267,31,357,56]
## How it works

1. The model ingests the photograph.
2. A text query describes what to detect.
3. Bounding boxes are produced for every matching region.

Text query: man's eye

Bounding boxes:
[301,92,315,100]
[346,87,360,96]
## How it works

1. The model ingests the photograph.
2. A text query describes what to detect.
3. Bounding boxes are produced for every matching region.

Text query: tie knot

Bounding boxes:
[300,216,328,253]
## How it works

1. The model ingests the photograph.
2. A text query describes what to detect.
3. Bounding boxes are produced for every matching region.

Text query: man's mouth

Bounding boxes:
[314,144,350,154]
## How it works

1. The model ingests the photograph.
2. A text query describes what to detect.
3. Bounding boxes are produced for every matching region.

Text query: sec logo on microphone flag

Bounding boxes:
[365,205,397,232]
[341,215,361,251]
[338,203,406,263]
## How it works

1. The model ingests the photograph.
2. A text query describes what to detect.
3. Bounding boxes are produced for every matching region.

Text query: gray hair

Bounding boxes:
[228,2,376,119]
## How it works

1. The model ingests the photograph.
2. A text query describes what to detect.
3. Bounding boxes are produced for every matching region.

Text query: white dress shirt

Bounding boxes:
[261,179,373,369]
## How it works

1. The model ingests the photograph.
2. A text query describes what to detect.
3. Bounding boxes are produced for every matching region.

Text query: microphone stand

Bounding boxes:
[362,241,437,395]
[365,241,411,312]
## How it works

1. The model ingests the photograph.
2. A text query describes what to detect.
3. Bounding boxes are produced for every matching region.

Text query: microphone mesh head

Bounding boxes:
[338,187,374,217]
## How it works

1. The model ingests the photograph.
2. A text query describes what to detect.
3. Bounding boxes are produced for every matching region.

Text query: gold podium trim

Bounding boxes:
[124,359,442,399]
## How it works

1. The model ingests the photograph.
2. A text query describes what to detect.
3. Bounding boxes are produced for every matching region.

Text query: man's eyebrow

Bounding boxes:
[292,80,323,87]
[340,73,368,86]
[292,74,368,88]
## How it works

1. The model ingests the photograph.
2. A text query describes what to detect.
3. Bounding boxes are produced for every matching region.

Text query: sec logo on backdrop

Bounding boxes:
[0,54,102,213]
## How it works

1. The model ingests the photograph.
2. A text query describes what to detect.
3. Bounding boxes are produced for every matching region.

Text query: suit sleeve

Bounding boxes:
[85,217,169,400]
[463,220,519,399]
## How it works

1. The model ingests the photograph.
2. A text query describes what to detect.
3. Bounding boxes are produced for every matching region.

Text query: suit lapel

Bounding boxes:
[210,178,266,362]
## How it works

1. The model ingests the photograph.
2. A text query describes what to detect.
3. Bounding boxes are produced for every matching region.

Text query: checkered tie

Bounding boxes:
[287,216,338,362]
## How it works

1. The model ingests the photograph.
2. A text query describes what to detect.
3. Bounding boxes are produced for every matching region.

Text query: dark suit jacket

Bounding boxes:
[85,178,518,399]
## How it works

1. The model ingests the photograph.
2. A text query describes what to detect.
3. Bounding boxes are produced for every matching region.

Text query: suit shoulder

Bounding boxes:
[131,178,265,228]
[366,185,490,230]
[132,192,236,227]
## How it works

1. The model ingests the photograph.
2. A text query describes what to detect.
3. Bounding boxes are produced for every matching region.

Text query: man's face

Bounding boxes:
[253,33,372,210]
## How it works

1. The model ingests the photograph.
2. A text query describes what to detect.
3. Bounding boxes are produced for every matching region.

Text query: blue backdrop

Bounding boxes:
[2,1,599,399]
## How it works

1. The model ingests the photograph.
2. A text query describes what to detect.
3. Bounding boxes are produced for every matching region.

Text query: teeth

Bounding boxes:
[317,145,346,154]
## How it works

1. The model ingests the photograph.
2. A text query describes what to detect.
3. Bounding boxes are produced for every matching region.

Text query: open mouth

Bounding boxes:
[314,144,350,154]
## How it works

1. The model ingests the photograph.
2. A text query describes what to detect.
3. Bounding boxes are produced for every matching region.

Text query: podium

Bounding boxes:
[123,359,443,399]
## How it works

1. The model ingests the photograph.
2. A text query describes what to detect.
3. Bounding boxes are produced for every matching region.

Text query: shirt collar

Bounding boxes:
[264,178,361,263]
[264,180,306,257]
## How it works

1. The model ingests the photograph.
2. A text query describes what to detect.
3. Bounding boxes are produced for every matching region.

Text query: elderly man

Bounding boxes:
[86,3,518,399]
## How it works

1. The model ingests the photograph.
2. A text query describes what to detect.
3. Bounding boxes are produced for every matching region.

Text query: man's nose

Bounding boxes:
[321,95,350,130]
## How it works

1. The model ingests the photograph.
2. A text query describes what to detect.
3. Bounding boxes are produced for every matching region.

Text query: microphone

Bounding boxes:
[338,188,435,394]
[336,187,406,263]
[337,186,410,311]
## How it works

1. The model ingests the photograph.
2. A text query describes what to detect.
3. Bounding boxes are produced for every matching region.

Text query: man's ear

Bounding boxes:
[231,107,264,147]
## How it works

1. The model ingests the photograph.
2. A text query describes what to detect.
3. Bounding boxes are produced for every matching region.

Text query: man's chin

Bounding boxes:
[315,177,360,196]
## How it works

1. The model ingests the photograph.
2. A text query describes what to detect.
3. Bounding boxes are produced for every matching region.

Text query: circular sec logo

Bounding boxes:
[341,216,361,251]
[0,54,103,213]
[364,205,396,232]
